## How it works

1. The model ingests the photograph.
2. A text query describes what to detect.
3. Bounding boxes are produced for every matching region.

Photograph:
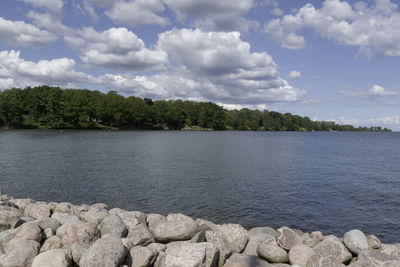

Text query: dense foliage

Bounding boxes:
[0,86,391,131]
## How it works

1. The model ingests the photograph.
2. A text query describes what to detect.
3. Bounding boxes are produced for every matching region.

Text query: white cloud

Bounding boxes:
[105,0,169,27]
[19,0,63,14]
[264,0,400,56]
[0,17,57,46]
[271,8,283,16]
[72,27,168,71]
[340,85,399,98]
[163,0,257,32]
[289,70,302,79]
[0,50,97,89]
[338,115,400,130]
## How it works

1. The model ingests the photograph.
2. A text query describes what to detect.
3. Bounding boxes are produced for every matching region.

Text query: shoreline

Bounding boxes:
[1,195,399,266]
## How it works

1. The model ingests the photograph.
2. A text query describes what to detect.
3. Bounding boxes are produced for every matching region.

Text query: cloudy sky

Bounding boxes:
[0,0,399,130]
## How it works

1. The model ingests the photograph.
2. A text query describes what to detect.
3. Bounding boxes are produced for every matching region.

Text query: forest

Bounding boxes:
[0,86,391,132]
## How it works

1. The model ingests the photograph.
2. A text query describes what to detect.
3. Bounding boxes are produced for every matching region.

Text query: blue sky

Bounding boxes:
[0,0,399,130]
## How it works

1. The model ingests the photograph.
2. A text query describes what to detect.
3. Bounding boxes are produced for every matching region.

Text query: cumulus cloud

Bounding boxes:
[0,17,57,46]
[340,85,399,99]
[19,0,63,14]
[0,50,96,89]
[105,0,169,27]
[338,115,400,130]
[289,70,302,79]
[68,27,168,71]
[163,0,258,32]
[264,0,400,56]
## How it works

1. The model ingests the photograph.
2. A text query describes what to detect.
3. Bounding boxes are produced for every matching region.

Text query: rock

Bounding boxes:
[8,198,34,211]
[0,240,40,267]
[71,243,87,264]
[348,248,400,267]
[191,231,206,243]
[52,213,80,225]
[54,214,82,238]
[196,219,219,232]
[313,235,352,263]
[90,203,108,210]
[100,214,127,238]
[343,229,369,254]
[62,222,100,248]
[153,213,199,242]
[306,254,342,267]
[14,216,35,228]
[147,214,166,233]
[0,229,12,253]
[24,203,51,219]
[257,242,288,263]
[276,227,304,250]
[2,221,42,253]
[243,226,276,256]
[109,209,141,231]
[72,204,90,217]
[40,236,63,252]
[44,228,53,239]
[32,248,73,267]
[54,202,74,214]
[123,224,154,249]
[79,235,127,267]
[379,244,400,257]
[80,207,109,225]
[367,235,382,249]
[36,216,61,233]
[156,242,218,267]
[289,244,315,266]
[223,253,270,267]
[147,243,167,253]
[126,246,158,267]
[0,206,22,231]
[310,231,324,246]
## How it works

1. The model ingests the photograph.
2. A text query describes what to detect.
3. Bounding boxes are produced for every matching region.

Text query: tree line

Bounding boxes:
[0,86,391,132]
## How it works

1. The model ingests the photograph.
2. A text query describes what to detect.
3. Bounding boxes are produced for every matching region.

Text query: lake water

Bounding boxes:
[0,131,399,243]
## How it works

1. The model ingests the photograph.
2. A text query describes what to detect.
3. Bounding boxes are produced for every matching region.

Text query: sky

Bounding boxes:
[0,0,399,130]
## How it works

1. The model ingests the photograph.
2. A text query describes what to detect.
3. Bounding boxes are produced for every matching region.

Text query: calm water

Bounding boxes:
[0,131,399,243]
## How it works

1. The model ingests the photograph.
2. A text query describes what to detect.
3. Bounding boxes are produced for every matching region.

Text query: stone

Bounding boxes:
[54,202,74,214]
[52,213,80,225]
[72,204,90,217]
[71,243,87,264]
[348,248,400,267]
[2,221,42,253]
[156,242,218,267]
[0,240,40,267]
[80,207,109,225]
[379,244,400,257]
[191,231,206,243]
[310,231,324,246]
[32,248,73,267]
[90,203,108,210]
[0,229,12,253]
[289,244,315,266]
[343,229,369,254]
[0,206,22,231]
[153,213,199,242]
[147,214,167,233]
[313,235,352,263]
[109,209,141,231]
[223,253,270,267]
[14,216,35,228]
[276,227,304,250]
[24,203,51,219]
[124,224,154,249]
[79,235,128,267]
[127,246,158,267]
[40,236,63,252]
[100,214,127,238]
[147,243,167,253]
[44,228,53,239]
[243,226,276,256]
[62,222,100,248]
[367,235,382,249]
[196,219,219,232]
[8,198,34,211]
[306,254,342,267]
[54,214,83,238]
[257,242,288,263]
[36,216,61,232]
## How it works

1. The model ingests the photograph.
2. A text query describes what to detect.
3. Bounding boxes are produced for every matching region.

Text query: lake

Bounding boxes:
[0,130,399,243]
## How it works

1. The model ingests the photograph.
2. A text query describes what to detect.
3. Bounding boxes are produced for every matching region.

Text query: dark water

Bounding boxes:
[0,131,399,243]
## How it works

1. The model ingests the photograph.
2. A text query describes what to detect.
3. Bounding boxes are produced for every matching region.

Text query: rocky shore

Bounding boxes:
[0,195,399,267]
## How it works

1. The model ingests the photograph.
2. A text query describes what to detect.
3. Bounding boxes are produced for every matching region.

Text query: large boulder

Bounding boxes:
[379,244,400,258]
[367,235,382,249]
[152,213,199,242]
[54,214,83,238]
[40,236,63,252]
[109,208,146,230]
[257,242,288,263]
[222,253,271,267]
[32,248,73,267]
[123,224,155,249]
[80,207,109,225]
[243,226,276,256]
[288,244,315,266]
[276,227,304,250]
[306,254,343,267]
[8,198,34,211]
[313,235,352,263]
[147,214,166,233]
[54,202,74,214]
[2,221,42,253]
[36,216,61,233]
[126,246,158,267]
[62,222,100,248]
[0,206,22,231]
[0,240,40,267]
[100,214,127,238]
[348,248,400,267]
[24,203,51,219]
[79,234,128,267]
[0,229,12,254]
[343,229,369,254]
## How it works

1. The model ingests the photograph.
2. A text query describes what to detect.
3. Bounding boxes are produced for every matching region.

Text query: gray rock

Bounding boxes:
[243,226,276,256]
[257,242,288,263]
[24,203,51,219]
[54,202,74,214]
[0,229,12,253]
[276,227,304,250]
[127,246,158,267]
[147,214,166,233]
[348,248,400,267]
[223,253,270,267]
[0,240,40,267]
[124,224,154,248]
[40,236,63,252]
[0,206,22,231]
[62,222,100,248]
[32,248,73,267]
[100,214,127,238]
[153,213,199,242]
[71,243,87,264]
[289,244,315,266]
[8,198,34,211]
[79,235,128,267]
[90,203,108,210]
[109,209,141,231]
[367,235,382,249]
[44,228,53,239]
[379,244,400,257]
[196,219,219,232]
[191,231,206,243]
[156,242,218,267]
[310,231,324,246]
[147,243,167,253]
[306,254,342,267]
[2,221,42,253]
[36,216,61,232]
[313,235,352,263]
[343,229,369,254]
[55,214,83,238]
[72,204,90,217]
[80,207,109,225]
[52,213,81,225]
[14,216,35,228]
